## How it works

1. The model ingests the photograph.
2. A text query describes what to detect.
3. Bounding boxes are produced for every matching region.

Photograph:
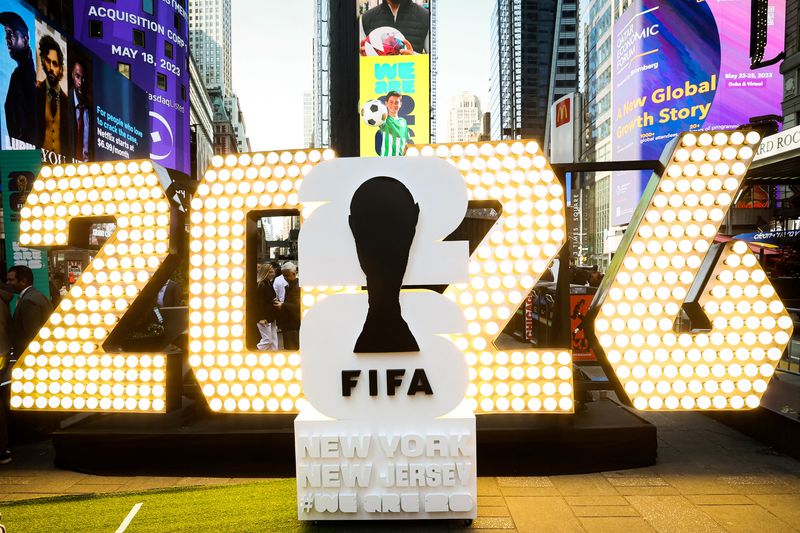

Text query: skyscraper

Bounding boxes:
[303,90,314,148]
[488,0,578,142]
[575,0,632,267]
[190,0,250,154]
[189,0,233,97]
[223,94,251,152]
[448,92,482,142]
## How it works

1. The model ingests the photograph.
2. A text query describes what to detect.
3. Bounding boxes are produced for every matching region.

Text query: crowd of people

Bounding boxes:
[0,260,304,465]
[254,261,300,351]
[0,265,53,466]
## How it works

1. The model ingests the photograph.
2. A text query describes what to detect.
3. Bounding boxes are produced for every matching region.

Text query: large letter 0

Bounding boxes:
[187,150,334,413]
[590,131,794,411]
[10,160,174,412]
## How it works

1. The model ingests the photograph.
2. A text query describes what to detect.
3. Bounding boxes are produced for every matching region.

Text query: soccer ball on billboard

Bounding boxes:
[361,99,388,127]
[363,26,407,56]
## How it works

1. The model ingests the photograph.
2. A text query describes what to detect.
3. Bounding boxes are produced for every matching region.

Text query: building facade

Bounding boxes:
[303,90,314,148]
[782,0,800,127]
[189,0,250,154]
[489,0,578,142]
[576,0,614,267]
[189,56,215,178]
[208,87,238,155]
[223,94,251,152]
[448,92,482,142]
[189,0,233,97]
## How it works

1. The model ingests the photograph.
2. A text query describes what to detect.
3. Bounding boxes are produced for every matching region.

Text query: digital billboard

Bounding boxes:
[357,0,431,157]
[611,0,785,225]
[73,0,190,175]
[0,0,150,164]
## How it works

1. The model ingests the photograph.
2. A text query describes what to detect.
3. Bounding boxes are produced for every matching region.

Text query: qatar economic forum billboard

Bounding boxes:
[74,0,190,175]
[611,0,784,225]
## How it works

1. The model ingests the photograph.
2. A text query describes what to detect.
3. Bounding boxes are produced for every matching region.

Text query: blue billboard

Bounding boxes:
[0,0,150,164]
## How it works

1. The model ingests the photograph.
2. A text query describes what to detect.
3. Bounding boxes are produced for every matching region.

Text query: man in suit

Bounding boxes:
[35,35,68,154]
[67,59,92,162]
[6,265,52,356]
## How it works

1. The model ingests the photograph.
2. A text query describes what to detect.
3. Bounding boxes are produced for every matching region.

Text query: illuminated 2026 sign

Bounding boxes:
[7,131,794,415]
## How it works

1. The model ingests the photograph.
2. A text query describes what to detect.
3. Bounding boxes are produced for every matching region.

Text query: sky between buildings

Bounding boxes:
[232,0,492,151]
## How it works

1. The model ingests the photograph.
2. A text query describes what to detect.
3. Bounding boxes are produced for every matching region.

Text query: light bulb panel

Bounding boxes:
[589,130,793,411]
[10,160,173,413]
[187,150,335,414]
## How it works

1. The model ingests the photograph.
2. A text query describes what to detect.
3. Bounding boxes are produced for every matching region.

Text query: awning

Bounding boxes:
[714,234,781,255]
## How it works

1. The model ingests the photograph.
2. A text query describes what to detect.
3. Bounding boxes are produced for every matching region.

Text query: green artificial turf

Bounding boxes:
[0,479,304,533]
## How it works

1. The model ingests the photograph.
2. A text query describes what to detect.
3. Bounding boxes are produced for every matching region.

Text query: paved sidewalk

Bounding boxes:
[1,411,799,532]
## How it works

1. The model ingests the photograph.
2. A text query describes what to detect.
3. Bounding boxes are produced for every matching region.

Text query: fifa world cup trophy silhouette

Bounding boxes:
[349,176,420,352]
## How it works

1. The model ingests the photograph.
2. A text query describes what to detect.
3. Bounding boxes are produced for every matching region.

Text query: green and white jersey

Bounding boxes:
[379,115,410,156]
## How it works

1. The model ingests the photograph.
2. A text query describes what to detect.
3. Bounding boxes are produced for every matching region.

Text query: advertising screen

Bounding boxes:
[611,0,785,225]
[0,150,49,298]
[73,0,190,175]
[357,0,431,157]
[0,0,150,164]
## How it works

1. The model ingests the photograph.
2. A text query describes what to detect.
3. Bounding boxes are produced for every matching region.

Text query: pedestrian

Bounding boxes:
[273,262,289,303]
[0,283,14,465]
[7,265,52,356]
[255,263,278,350]
[274,262,300,351]
[157,278,180,308]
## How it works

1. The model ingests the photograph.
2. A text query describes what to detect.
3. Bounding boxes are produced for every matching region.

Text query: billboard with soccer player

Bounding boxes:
[357,0,431,157]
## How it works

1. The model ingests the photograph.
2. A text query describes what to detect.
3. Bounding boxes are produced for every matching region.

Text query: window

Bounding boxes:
[89,20,103,38]
[142,0,154,14]
[165,41,174,59]
[117,62,131,79]
[181,84,187,101]
[157,73,167,91]
[174,13,182,31]
[133,29,145,48]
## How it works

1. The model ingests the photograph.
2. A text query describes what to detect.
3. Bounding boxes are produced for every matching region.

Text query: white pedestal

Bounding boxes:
[294,402,477,521]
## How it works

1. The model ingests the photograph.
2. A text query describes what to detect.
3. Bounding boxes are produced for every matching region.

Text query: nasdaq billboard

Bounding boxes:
[74,0,190,175]
[611,0,784,225]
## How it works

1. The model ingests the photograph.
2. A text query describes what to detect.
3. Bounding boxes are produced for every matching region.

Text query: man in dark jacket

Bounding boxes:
[7,265,52,356]
[359,0,430,55]
[0,283,13,464]
[274,263,300,351]
[0,11,37,145]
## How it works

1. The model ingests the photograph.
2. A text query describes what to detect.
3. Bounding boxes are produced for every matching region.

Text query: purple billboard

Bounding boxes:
[611,0,785,225]
[73,0,190,175]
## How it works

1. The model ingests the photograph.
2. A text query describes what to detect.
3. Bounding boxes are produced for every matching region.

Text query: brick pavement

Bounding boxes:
[0,410,799,532]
